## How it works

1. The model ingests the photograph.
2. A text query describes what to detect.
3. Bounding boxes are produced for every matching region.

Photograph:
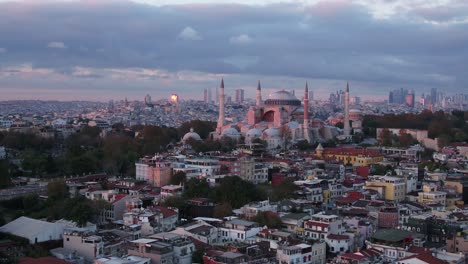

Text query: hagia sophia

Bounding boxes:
[184,79,359,150]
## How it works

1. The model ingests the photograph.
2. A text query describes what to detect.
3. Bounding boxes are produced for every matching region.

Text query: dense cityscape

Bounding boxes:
[1,0,468,264]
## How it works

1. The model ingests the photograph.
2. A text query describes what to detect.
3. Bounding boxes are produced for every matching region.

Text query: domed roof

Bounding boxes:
[264,90,301,106]
[246,128,262,138]
[182,128,201,143]
[349,109,362,113]
[222,127,240,138]
[263,127,281,138]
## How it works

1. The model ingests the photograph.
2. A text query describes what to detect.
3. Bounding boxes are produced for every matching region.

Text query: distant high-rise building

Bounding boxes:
[388,88,408,105]
[350,96,361,105]
[431,88,437,104]
[226,95,232,104]
[309,90,314,101]
[405,90,415,108]
[144,94,151,105]
[203,89,208,103]
[215,86,219,104]
[208,88,213,104]
[235,89,244,103]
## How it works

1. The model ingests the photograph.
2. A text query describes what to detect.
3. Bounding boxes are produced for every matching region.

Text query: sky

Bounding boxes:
[0,0,467,101]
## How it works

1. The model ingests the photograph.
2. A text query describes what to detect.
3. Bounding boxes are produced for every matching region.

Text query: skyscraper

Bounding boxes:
[235,89,244,103]
[405,90,415,108]
[203,89,208,103]
[208,88,213,104]
[431,88,437,105]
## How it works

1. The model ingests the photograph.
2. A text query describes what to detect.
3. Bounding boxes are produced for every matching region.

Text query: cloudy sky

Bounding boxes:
[0,0,467,101]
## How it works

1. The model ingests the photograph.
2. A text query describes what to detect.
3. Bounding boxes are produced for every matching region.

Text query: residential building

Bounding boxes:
[219,218,262,242]
[276,242,326,264]
[365,176,406,202]
[63,228,104,263]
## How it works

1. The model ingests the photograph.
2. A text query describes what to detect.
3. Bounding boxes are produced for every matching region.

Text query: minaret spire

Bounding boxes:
[217,78,225,132]
[256,80,263,106]
[303,82,311,143]
[344,82,351,137]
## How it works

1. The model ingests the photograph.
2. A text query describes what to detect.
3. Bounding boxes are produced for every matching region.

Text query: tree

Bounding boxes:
[47,180,69,201]
[170,171,186,185]
[183,178,211,199]
[214,176,266,208]
[254,211,282,228]
[272,178,298,201]
[378,128,393,146]
[213,203,232,218]
[64,197,96,227]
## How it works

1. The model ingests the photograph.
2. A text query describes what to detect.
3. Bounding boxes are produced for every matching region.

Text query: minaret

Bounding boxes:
[303,82,311,143]
[344,82,351,136]
[256,80,263,106]
[217,78,225,133]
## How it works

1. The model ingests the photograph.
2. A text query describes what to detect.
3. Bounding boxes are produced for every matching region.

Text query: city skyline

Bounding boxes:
[0,0,467,100]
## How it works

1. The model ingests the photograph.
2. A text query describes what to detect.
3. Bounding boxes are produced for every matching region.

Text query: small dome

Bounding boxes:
[182,128,202,143]
[246,128,262,139]
[222,127,241,140]
[349,109,361,113]
[263,127,281,138]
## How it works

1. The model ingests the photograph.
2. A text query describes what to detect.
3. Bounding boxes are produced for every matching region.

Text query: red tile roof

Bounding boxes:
[153,206,178,218]
[398,253,447,264]
[339,253,367,261]
[111,194,128,204]
[305,221,329,228]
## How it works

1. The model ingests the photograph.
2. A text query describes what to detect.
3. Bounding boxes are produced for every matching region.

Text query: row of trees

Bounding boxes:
[0,120,217,181]
[0,180,106,226]
[364,110,468,143]
[164,175,299,219]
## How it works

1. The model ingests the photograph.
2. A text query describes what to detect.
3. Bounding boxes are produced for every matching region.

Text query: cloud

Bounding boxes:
[178,26,202,40]
[47,41,67,49]
[229,34,253,45]
[0,0,466,100]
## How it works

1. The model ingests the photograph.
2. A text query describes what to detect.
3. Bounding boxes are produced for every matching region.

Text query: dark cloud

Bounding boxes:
[0,0,467,100]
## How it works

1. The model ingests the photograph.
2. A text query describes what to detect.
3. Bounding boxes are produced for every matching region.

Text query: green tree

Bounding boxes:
[271,178,298,201]
[47,180,69,201]
[213,203,232,218]
[183,178,211,199]
[254,211,282,228]
[170,171,186,185]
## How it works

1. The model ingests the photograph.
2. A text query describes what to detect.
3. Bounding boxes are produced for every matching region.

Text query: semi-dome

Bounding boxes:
[182,128,202,143]
[264,90,301,106]
[222,127,241,140]
[246,128,263,139]
[263,127,281,138]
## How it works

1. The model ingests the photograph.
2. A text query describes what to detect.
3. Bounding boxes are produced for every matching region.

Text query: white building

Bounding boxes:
[0,216,69,244]
[219,218,262,242]
[325,234,353,254]
[63,228,104,263]
[304,213,343,240]
[184,158,220,177]
[276,242,326,264]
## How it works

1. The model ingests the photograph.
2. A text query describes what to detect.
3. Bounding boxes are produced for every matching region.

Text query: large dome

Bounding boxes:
[264,90,301,106]
[182,128,202,143]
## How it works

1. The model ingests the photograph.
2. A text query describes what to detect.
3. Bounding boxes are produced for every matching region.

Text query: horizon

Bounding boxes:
[0,0,467,100]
